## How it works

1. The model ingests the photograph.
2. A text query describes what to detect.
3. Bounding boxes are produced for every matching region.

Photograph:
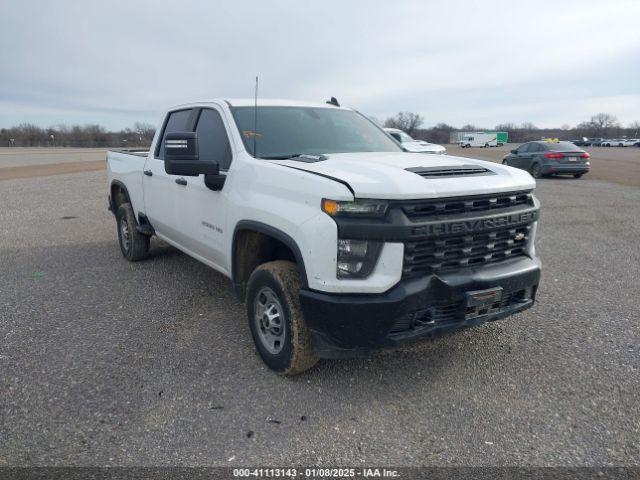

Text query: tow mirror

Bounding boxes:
[164,132,219,177]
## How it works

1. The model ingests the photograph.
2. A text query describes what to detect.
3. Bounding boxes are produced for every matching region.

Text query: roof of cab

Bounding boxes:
[169,98,349,110]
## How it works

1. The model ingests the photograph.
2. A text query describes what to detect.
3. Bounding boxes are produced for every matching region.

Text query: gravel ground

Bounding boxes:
[1,170,639,467]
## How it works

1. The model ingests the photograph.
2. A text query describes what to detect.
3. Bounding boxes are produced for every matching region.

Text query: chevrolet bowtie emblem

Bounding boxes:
[514,232,526,241]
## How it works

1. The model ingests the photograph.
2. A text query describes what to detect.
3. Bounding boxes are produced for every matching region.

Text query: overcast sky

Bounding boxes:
[1,0,639,130]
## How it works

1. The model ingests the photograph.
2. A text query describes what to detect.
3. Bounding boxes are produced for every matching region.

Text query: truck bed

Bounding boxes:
[108,149,149,157]
[107,150,149,217]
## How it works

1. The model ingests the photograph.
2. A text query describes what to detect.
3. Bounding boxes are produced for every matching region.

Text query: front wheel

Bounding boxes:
[246,261,318,375]
[530,163,543,179]
[116,203,150,261]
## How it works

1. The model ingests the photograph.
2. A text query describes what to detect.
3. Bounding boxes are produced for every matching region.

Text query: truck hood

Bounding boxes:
[275,152,535,200]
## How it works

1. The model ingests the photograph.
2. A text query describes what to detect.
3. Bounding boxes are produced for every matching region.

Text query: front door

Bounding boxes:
[179,107,234,274]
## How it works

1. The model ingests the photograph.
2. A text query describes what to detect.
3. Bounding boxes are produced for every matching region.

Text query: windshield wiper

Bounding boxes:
[259,154,327,162]
[258,154,304,160]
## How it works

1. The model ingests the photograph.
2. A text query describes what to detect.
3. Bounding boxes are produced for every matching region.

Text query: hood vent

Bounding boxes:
[406,165,494,178]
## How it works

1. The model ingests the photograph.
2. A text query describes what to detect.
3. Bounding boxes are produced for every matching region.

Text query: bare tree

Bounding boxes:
[494,122,518,132]
[0,123,156,148]
[589,113,619,136]
[384,112,424,136]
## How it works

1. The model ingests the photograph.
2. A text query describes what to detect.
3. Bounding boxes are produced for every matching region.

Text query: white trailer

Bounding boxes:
[458,132,498,148]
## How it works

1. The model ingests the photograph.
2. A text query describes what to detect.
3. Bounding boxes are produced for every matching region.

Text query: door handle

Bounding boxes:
[175,178,187,186]
[143,170,153,177]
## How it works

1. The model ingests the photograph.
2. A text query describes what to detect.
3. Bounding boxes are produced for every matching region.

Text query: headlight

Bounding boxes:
[337,239,382,279]
[321,198,388,218]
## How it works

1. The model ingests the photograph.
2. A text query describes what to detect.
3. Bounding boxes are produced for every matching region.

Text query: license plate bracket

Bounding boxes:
[466,287,503,308]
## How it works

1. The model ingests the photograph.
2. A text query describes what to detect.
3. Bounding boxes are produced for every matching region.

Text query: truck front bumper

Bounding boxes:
[299,256,540,358]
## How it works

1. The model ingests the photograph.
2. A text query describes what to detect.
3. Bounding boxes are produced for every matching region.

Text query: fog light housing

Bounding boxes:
[337,239,382,279]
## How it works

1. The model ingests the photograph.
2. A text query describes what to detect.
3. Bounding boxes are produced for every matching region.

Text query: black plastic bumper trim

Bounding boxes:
[299,256,541,358]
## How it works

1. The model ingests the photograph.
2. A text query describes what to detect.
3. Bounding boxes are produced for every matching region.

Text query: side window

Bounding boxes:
[518,143,531,153]
[156,109,192,159]
[195,109,233,170]
[390,133,402,142]
[529,144,540,153]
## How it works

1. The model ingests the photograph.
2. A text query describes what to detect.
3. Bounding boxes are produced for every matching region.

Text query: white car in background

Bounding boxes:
[602,139,636,147]
[384,128,446,154]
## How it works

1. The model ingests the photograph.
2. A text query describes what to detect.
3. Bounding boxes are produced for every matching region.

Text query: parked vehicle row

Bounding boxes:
[571,137,639,147]
[600,138,639,147]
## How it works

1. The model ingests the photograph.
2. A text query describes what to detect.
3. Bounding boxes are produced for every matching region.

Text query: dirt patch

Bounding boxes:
[0,160,105,181]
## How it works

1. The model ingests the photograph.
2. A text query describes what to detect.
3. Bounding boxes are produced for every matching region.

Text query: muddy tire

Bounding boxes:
[246,260,318,375]
[116,203,150,261]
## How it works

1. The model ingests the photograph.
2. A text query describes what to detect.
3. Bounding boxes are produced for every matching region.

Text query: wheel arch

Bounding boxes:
[109,180,132,214]
[109,180,154,235]
[232,220,309,297]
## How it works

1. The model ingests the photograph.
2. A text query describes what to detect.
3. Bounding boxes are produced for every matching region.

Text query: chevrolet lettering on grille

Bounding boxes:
[413,211,538,237]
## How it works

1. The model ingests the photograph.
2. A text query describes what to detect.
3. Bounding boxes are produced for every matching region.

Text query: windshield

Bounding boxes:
[396,131,414,142]
[230,106,401,158]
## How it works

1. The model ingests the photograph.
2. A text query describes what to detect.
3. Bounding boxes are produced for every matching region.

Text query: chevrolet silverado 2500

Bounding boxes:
[107,99,541,375]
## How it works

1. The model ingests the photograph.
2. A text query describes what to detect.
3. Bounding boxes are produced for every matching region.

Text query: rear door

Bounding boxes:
[143,108,196,242]
[528,143,544,167]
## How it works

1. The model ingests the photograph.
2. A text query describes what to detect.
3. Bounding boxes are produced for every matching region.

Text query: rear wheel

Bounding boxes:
[573,173,584,179]
[116,203,150,261]
[246,261,318,375]
[530,162,543,179]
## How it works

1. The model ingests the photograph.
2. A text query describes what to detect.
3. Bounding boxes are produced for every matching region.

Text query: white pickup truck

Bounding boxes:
[107,99,541,375]
[383,128,447,154]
